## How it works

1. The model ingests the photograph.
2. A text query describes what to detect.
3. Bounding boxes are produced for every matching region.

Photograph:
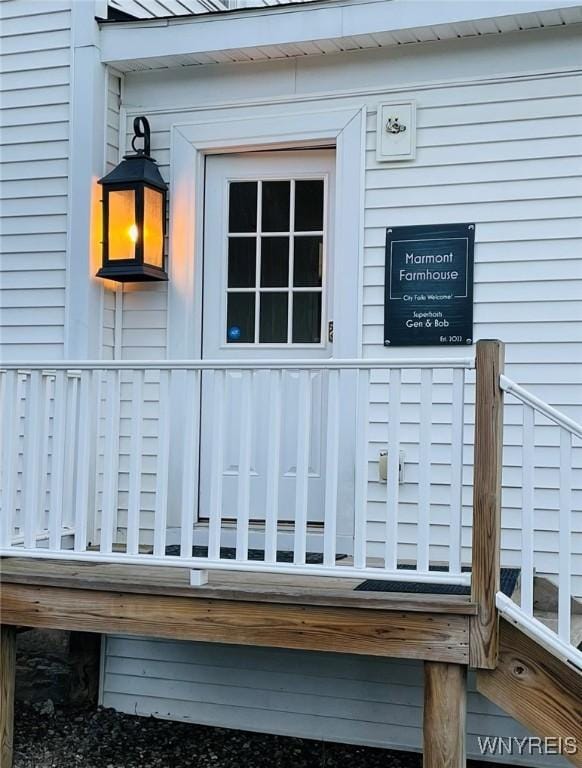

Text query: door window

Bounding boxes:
[226,178,325,345]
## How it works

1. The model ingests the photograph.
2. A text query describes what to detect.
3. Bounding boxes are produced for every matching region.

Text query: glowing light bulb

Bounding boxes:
[128,224,138,243]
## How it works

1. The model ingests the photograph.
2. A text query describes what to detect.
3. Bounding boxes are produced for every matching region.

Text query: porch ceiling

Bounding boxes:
[99,0,582,72]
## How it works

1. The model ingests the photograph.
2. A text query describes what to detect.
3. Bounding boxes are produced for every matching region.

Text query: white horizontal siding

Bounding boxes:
[359,66,582,586]
[101,637,568,767]
[0,0,71,361]
[121,283,168,359]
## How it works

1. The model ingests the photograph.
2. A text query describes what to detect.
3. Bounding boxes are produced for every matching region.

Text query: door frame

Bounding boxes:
[165,105,366,547]
[167,105,365,361]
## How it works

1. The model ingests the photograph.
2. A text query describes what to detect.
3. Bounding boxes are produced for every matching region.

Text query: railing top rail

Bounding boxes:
[0,357,475,372]
[500,374,582,439]
[496,593,582,672]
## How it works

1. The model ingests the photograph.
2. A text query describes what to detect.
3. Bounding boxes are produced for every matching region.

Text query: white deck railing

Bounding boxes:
[499,375,582,671]
[0,358,473,585]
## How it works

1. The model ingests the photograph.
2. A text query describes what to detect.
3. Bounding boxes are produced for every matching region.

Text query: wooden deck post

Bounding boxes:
[423,661,467,768]
[470,339,505,669]
[0,625,16,768]
[69,632,101,707]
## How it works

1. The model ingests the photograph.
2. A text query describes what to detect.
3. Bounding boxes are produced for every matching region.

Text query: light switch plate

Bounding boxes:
[376,101,416,162]
[378,450,406,484]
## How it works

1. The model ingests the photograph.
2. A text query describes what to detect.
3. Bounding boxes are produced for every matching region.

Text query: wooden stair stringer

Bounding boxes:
[476,618,582,767]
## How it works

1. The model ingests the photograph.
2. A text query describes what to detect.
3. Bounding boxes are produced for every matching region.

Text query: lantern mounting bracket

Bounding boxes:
[131,116,151,158]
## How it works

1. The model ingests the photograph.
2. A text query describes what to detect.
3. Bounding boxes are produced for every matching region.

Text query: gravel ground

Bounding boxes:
[15,702,424,768]
[14,630,490,768]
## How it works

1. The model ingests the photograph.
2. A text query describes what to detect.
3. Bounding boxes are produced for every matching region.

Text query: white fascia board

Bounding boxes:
[342,0,582,36]
[99,0,582,64]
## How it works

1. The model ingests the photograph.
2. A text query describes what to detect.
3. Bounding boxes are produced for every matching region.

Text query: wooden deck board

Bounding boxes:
[0,558,477,614]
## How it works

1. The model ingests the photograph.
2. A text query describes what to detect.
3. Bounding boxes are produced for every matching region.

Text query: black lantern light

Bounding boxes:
[97,116,168,282]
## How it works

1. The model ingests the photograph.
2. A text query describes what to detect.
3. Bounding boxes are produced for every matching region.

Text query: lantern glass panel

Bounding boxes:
[108,189,137,261]
[143,186,164,268]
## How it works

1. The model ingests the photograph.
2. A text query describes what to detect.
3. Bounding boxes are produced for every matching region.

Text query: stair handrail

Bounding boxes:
[500,375,582,439]
[496,592,582,673]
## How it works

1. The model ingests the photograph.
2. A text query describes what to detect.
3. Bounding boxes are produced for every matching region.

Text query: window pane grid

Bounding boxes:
[226,177,325,345]
[228,287,323,293]
[228,231,324,237]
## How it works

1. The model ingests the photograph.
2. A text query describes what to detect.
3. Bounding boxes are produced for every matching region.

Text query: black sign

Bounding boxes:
[384,223,474,346]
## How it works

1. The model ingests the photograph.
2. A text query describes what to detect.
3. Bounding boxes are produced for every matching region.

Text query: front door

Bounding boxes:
[200,150,336,530]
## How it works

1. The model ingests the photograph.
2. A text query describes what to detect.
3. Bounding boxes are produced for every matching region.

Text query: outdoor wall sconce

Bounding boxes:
[96,116,168,282]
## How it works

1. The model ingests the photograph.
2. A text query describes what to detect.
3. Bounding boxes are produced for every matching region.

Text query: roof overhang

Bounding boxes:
[99,0,582,72]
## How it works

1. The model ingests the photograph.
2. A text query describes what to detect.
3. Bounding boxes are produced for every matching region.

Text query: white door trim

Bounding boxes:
[167,105,366,361]
[165,105,365,544]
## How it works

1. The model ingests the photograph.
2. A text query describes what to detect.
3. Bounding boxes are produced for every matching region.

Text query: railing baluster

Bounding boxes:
[101,369,120,554]
[74,370,95,553]
[208,369,226,561]
[0,371,18,548]
[418,368,432,574]
[153,370,170,557]
[521,405,535,616]
[39,374,53,535]
[236,370,253,561]
[558,428,572,644]
[180,369,199,559]
[386,369,401,571]
[294,370,311,565]
[264,369,282,565]
[126,370,143,556]
[23,371,42,549]
[49,371,66,550]
[62,374,79,530]
[323,369,340,567]
[449,368,464,576]
[353,368,369,569]
[498,376,581,664]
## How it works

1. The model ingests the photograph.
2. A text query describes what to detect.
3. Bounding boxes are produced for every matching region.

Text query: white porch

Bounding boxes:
[1,342,581,669]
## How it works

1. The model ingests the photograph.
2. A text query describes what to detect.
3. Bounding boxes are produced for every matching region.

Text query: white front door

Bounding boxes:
[200,150,336,529]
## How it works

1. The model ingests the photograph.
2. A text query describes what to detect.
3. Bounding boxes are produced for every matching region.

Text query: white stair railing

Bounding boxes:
[0,358,473,584]
[499,375,582,671]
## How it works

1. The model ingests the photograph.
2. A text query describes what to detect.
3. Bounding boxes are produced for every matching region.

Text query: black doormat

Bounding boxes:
[165,545,346,565]
[355,567,520,597]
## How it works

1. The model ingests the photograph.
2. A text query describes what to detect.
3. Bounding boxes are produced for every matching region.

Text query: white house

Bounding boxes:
[0,1,581,766]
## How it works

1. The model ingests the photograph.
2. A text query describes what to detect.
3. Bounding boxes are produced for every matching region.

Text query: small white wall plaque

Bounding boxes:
[376,101,416,162]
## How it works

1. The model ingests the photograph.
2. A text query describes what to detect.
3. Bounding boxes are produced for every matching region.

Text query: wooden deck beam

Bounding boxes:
[1,582,470,663]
